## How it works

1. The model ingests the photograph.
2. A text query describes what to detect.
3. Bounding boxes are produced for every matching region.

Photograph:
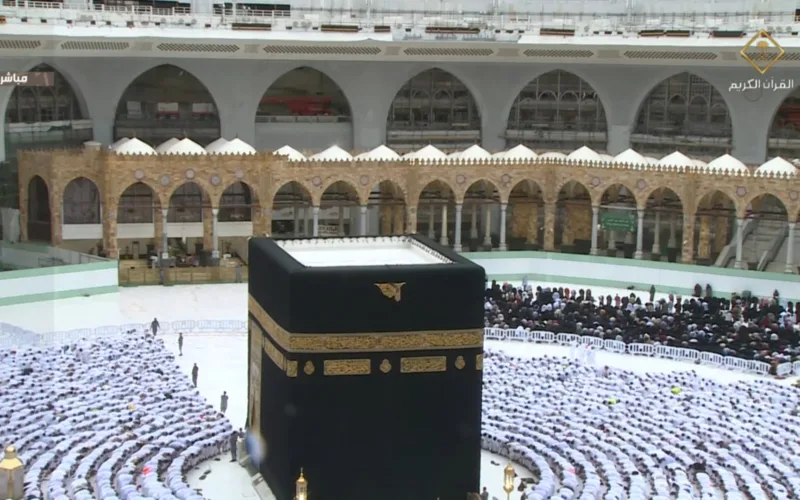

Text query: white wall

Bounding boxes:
[63,224,103,240]
[0,266,119,301]
[470,253,800,300]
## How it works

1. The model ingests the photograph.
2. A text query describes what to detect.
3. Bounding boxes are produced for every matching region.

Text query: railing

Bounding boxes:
[118,265,246,286]
[0,1,796,36]
[757,221,787,271]
[715,218,754,267]
[0,319,246,348]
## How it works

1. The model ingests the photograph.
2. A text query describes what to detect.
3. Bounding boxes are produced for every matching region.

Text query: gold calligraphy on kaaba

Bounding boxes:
[400,356,447,373]
[476,354,483,371]
[304,361,315,375]
[375,282,406,302]
[380,359,392,373]
[323,359,372,376]
[455,356,466,370]
[248,322,263,431]
[249,295,483,354]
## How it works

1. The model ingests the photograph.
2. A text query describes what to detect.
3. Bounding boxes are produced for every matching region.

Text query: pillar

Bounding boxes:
[543,202,556,251]
[154,204,164,255]
[440,203,449,246]
[470,204,478,239]
[50,192,63,245]
[359,205,367,236]
[252,204,268,237]
[211,208,220,259]
[786,222,796,274]
[734,217,745,269]
[633,209,645,259]
[697,215,712,260]
[293,204,300,236]
[305,207,311,236]
[651,211,661,255]
[392,205,404,235]
[202,207,213,251]
[681,214,695,265]
[713,216,728,254]
[406,205,417,234]
[668,214,678,248]
[482,205,492,248]
[338,205,345,236]
[312,206,320,237]
[102,206,119,259]
[607,230,616,251]
[499,203,508,251]
[161,208,169,260]
[454,203,463,252]
[427,205,435,239]
[590,206,599,255]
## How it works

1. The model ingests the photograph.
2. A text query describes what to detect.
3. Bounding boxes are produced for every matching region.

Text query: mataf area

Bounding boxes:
[16,138,800,272]
[247,235,485,500]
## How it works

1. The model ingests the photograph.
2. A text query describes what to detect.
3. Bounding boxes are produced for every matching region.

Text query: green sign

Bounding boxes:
[600,211,636,233]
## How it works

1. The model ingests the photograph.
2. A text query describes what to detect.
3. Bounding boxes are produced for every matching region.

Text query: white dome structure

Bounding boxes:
[659,151,695,168]
[166,138,206,155]
[756,157,797,177]
[614,149,647,166]
[155,138,180,154]
[707,154,748,173]
[644,156,660,165]
[598,154,615,163]
[217,138,257,155]
[356,145,400,161]
[693,159,708,168]
[539,152,567,160]
[501,144,537,160]
[447,151,462,159]
[113,138,156,156]
[567,146,601,162]
[310,145,352,161]
[412,145,447,160]
[458,144,491,160]
[205,138,229,153]
[274,145,306,161]
[110,138,130,150]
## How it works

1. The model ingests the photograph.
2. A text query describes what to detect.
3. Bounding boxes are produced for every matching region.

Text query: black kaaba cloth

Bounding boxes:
[247,234,485,500]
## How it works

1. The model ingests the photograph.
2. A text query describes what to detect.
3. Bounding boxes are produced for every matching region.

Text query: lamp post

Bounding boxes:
[0,445,24,500]
[295,468,307,500]
[502,464,515,500]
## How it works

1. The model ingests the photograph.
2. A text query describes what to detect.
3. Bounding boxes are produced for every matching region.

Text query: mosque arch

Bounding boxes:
[632,72,732,159]
[768,87,800,159]
[118,182,158,224]
[62,177,100,224]
[256,66,351,120]
[555,180,591,254]
[114,64,220,145]
[271,181,313,237]
[386,68,481,153]
[219,181,259,223]
[27,175,51,242]
[506,70,609,153]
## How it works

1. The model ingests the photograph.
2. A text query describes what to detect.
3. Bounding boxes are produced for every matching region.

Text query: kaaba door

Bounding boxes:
[249,324,262,432]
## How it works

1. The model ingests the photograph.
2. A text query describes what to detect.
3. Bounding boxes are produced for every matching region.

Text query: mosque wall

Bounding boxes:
[472,252,800,300]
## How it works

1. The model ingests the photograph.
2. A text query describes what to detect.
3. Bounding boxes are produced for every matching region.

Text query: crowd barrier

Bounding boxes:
[0,319,247,348]
[484,328,782,377]
[1,321,794,378]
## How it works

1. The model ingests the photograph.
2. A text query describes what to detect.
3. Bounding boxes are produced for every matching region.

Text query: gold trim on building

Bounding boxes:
[476,354,483,371]
[455,356,466,370]
[249,295,483,353]
[304,361,315,375]
[252,318,297,377]
[323,359,372,376]
[380,359,392,373]
[400,356,447,373]
[286,361,298,378]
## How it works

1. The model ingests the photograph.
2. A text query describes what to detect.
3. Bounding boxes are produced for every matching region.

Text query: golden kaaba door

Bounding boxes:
[249,326,262,432]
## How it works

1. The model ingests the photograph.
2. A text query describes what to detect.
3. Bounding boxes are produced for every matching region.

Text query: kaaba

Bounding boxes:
[247,235,485,500]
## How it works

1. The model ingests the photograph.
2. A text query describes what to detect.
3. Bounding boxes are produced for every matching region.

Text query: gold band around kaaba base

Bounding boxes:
[249,295,484,354]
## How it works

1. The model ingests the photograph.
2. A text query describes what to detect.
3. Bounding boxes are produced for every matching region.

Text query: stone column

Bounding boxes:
[697,215,712,260]
[590,205,599,256]
[161,208,169,260]
[153,204,164,254]
[482,205,492,248]
[103,207,119,259]
[392,205,404,235]
[406,205,417,234]
[543,202,556,251]
[293,204,300,236]
[211,208,220,259]
[312,206,320,237]
[50,192,63,245]
[634,209,645,259]
[787,222,796,274]
[607,230,616,251]
[440,203,449,246]
[202,207,213,251]
[681,214,695,264]
[735,217,745,269]
[426,205,435,239]
[338,206,345,236]
[652,211,661,255]
[359,205,367,236]
[470,204,478,239]
[499,203,508,251]
[252,205,268,237]
[668,214,678,248]
[454,203,463,252]
[305,207,311,237]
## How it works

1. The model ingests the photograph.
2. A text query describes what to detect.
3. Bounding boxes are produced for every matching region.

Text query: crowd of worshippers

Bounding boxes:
[484,280,800,365]
[0,332,242,500]
[480,349,800,500]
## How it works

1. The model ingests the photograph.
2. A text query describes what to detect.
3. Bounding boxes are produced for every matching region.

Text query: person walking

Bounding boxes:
[221,391,228,414]
[229,430,239,462]
[178,332,184,356]
[151,318,160,335]
[191,363,199,387]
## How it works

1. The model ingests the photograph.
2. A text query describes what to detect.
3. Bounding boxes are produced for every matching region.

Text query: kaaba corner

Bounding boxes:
[247,235,486,500]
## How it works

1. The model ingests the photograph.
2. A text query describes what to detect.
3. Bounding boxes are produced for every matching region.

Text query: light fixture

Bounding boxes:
[295,468,307,500]
[503,464,515,500]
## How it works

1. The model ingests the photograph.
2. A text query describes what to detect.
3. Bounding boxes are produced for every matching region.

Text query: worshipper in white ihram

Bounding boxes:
[151,317,160,335]
[178,331,184,356]
[192,363,199,387]
[221,391,229,414]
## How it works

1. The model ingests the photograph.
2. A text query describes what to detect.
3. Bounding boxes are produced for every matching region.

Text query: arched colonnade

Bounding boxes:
[18,149,800,273]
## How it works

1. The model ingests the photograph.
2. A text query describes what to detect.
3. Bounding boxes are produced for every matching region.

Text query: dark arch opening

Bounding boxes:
[632,72,732,159]
[386,68,481,153]
[220,182,256,222]
[5,64,90,158]
[63,177,101,224]
[168,182,208,224]
[27,176,51,242]
[769,87,800,159]
[506,70,608,153]
[115,64,220,145]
